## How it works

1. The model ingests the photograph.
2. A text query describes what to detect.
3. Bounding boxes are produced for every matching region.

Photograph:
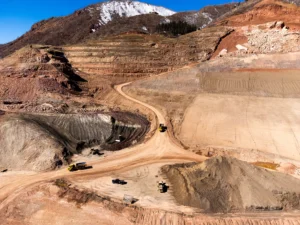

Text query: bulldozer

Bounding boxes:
[158,124,167,132]
[68,162,90,172]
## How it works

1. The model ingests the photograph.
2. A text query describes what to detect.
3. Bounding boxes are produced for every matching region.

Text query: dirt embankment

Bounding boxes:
[2,180,300,225]
[0,112,149,171]
[162,156,300,213]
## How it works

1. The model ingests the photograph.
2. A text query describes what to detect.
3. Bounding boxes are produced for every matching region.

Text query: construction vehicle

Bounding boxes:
[90,148,104,156]
[0,167,7,173]
[115,135,125,143]
[159,124,167,132]
[68,162,89,171]
[157,181,168,193]
[112,179,127,185]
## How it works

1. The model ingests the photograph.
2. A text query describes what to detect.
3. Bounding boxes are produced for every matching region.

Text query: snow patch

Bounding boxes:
[98,0,175,25]
[160,18,171,24]
[142,26,148,31]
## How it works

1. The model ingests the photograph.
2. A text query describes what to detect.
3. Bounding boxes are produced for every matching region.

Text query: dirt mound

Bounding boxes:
[162,156,300,213]
[0,112,149,171]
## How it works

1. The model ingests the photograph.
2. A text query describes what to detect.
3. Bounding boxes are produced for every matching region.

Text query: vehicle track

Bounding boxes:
[0,81,206,211]
[1,74,300,223]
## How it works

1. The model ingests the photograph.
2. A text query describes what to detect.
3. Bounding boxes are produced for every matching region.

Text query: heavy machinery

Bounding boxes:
[157,181,168,193]
[159,124,167,132]
[112,178,127,185]
[68,162,89,171]
[0,167,7,173]
[90,148,104,156]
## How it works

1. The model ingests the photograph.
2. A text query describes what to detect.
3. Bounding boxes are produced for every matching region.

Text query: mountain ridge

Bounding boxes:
[0,0,237,59]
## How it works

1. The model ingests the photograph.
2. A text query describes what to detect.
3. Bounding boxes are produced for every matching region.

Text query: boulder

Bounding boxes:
[218,49,228,57]
[236,44,248,51]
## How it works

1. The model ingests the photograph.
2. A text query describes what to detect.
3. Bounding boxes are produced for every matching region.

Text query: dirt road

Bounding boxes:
[2,77,300,224]
[0,82,206,212]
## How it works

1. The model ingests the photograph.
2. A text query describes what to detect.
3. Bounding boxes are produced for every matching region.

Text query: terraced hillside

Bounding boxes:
[64,27,232,80]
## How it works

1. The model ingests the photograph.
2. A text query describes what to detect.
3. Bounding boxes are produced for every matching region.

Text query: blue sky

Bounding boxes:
[0,0,240,44]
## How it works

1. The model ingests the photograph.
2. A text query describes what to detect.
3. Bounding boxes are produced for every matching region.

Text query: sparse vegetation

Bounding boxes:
[33,65,40,71]
[54,179,69,188]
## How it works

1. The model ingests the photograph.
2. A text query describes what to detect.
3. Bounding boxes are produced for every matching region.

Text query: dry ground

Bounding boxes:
[125,53,300,169]
[1,78,300,224]
[72,163,195,213]
[180,94,300,161]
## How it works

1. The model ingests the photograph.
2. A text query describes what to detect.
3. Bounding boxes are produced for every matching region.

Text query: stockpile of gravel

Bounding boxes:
[162,156,300,213]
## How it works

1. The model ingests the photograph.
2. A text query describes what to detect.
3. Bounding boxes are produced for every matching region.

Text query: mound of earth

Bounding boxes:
[0,112,149,171]
[162,156,300,213]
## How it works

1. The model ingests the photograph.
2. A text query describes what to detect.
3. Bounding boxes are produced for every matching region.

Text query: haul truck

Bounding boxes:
[68,162,89,171]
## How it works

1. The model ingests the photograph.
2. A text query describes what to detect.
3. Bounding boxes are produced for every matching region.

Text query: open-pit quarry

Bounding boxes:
[1,79,300,224]
[3,0,300,223]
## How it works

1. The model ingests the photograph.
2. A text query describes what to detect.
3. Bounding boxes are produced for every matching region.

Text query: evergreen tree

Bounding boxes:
[156,21,197,36]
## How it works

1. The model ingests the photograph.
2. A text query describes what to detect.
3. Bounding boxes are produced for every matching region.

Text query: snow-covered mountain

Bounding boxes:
[0,0,238,58]
[96,0,176,25]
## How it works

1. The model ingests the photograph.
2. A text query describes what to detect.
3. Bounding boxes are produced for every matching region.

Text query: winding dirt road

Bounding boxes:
[2,80,300,225]
[0,82,206,212]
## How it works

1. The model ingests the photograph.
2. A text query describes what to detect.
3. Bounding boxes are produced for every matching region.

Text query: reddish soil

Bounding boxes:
[211,30,248,58]
[223,0,300,29]
[235,68,300,72]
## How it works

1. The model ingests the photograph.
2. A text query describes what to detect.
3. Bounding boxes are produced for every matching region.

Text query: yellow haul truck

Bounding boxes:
[68,162,89,172]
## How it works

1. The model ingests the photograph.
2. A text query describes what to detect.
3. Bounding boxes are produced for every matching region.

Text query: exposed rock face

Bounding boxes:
[162,156,300,213]
[0,46,84,105]
[244,22,300,54]
[0,112,149,171]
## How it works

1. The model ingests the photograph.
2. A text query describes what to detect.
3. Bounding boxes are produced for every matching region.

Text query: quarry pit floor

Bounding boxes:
[1,80,300,224]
